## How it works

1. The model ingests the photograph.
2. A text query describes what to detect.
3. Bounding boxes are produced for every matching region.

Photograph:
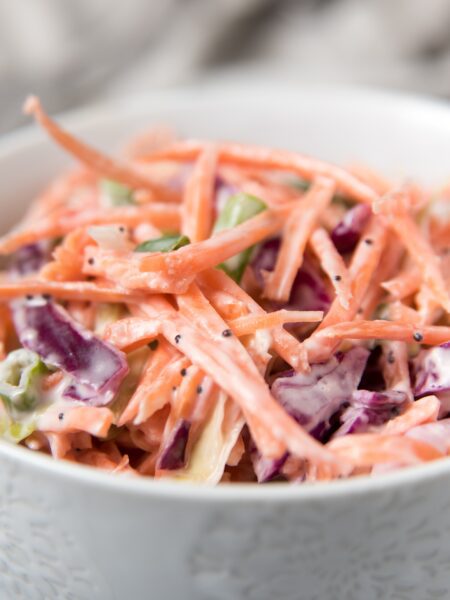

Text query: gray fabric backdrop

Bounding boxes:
[1,0,450,132]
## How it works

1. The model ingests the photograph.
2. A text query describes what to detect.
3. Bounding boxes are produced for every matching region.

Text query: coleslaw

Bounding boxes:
[0,95,449,484]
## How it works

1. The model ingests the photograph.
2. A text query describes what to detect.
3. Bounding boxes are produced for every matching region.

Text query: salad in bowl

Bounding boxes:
[0,95,449,486]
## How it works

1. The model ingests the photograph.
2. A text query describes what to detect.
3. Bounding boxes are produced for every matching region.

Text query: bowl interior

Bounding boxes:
[0,85,449,498]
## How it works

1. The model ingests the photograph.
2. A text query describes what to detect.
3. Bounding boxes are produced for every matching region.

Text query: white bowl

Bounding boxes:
[1,86,450,600]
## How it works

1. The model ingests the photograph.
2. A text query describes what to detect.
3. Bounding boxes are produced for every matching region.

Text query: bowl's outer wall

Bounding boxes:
[3,449,450,600]
[1,88,450,600]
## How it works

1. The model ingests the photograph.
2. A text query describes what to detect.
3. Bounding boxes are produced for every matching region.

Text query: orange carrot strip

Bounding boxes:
[377,396,440,435]
[41,371,64,392]
[139,207,288,277]
[182,146,217,242]
[347,163,392,195]
[229,309,323,336]
[320,319,450,345]
[133,355,189,426]
[0,304,10,360]
[103,317,160,352]
[382,264,422,299]
[328,433,442,467]
[138,294,340,467]
[83,247,193,294]
[219,166,298,207]
[0,204,180,254]
[41,227,93,282]
[22,169,97,225]
[46,432,72,459]
[309,227,352,309]
[125,124,176,159]
[24,96,177,202]
[357,236,404,320]
[118,342,176,425]
[67,301,96,330]
[304,217,388,362]
[415,285,443,326]
[140,140,378,204]
[376,190,450,312]
[381,341,413,400]
[0,279,144,303]
[172,365,205,421]
[37,405,113,437]
[119,344,188,426]
[388,301,420,325]
[198,269,309,371]
[264,178,335,302]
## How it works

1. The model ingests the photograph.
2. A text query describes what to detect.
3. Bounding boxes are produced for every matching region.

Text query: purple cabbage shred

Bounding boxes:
[271,346,369,441]
[331,204,372,254]
[156,419,191,470]
[251,238,331,312]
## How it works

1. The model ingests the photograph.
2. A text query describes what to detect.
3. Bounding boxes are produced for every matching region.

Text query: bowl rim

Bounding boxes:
[1,83,450,502]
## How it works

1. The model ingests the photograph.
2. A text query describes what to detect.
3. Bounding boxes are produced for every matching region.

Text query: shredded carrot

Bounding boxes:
[376,396,440,435]
[137,294,340,467]
[103,317,161,352]
[376,188,450,312]
[182,146,217,242]
[304,217,388,362]
[83,247,194,294]
[139,206,288,277]
[0,304,11,360]
[198,269,309,371]
[320,319,450,345]
[388,301,421,325]
[309,227,352,309]
[0,279,145,303]
[264,178,335,302]
[381,341,413,400]
[347,163,392,195]
[328,433,442,468]
[0,203,180,255]
[41,371,64,392]
[24,96,178,202]
[37,405,113,437]
[382,264,422,299]
[229,309,323,336]
[40,228,93,282]
[357,235,404,320]
[131,354,190,426]
[140,140,379,204]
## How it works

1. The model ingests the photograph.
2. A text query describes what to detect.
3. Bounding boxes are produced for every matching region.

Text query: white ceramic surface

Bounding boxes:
[1,86,450,600]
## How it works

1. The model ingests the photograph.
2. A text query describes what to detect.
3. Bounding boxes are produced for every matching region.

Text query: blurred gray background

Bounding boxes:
[1,0,450,133]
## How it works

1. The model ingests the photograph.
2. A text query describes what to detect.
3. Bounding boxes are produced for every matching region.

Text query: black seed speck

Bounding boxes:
[174,334,181,344]
[334,275,342,282]
[364,238,373,245]
[88,258,95,265]
[196,386,203,394]
[180,368,187,376]
[172,386,177,392]
[58,413,64,421]
[26,294,33,300]
[148,340,159,351]
[119,226,125,233]
[222,329,232,338]
[42,293,52,301]
[413,332,423,342]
